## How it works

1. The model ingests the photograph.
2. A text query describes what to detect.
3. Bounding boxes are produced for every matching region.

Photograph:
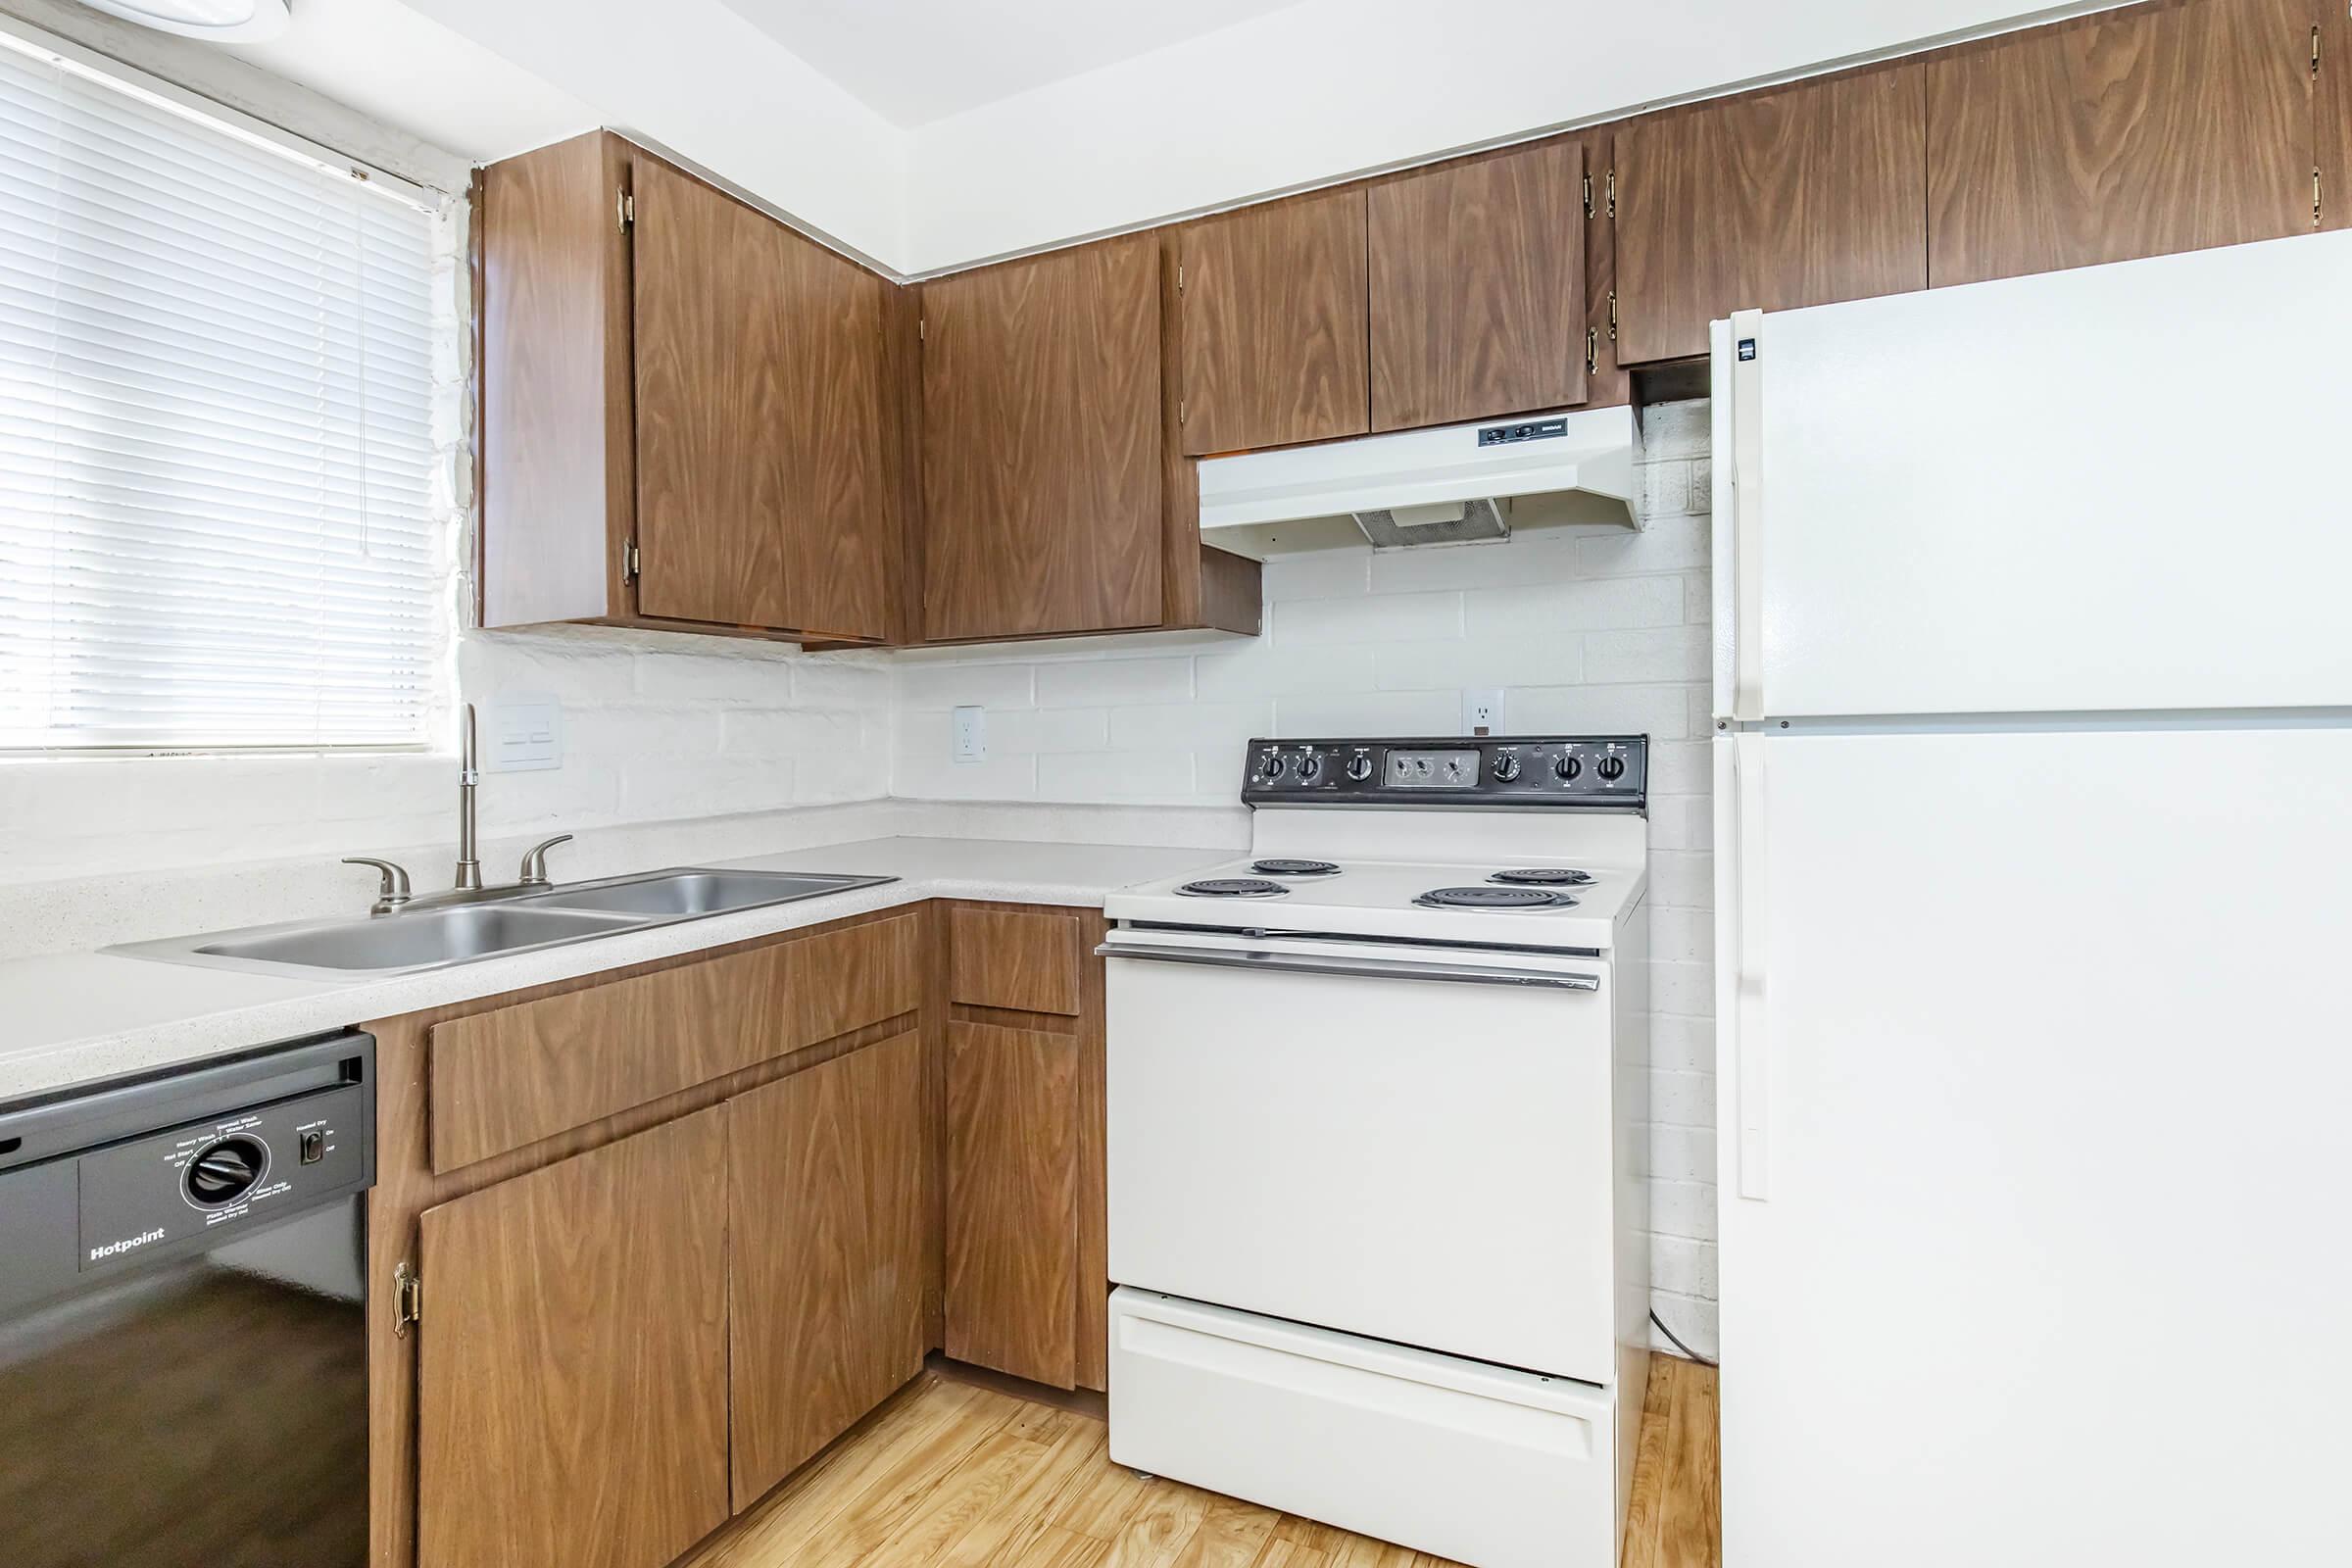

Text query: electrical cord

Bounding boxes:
[1649,1307,1717,1367]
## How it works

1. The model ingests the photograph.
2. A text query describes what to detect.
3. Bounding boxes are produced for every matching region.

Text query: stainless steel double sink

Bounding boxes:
[112,868,897,980]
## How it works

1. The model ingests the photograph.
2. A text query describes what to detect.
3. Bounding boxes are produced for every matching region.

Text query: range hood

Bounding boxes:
[1197,405,1638,558]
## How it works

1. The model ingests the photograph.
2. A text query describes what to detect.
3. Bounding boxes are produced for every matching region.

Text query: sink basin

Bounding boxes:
[110,866,900,979]
[194,905,637,972]
[531,870,875,918]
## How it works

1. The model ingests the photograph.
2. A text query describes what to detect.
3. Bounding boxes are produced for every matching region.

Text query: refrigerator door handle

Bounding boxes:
[1729,307,1766,723]
[1733,730,1771,1200]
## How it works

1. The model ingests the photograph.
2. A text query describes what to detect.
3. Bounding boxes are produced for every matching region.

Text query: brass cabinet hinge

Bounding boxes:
[2314,24,2323,77]
[616,188,634,230]
[1177,263,1186,294]
[623,539,641,584]
[1605,169,1617,219]
[2318,168,2327,228]
[1608,288,1618,342]
[392,1260,422,1337]
[1586,326,1599,376]
[1582,172,1594,219]
[917,317,926,341]
[1178,397,1187,425]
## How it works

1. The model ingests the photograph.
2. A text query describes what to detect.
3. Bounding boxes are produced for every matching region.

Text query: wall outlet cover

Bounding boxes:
[486,695,562,771]
[952,705,986,763]
[1462,688,1505,737]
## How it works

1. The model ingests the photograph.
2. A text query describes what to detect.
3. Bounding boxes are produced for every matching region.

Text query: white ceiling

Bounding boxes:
[713,0,1309,127]
[219,0,591,162]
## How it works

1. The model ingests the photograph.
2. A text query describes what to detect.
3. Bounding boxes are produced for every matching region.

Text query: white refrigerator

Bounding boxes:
[1711,229,2352,1566]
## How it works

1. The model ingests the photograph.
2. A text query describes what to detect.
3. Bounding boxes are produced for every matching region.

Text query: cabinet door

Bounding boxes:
[944,1020,1078,1387]
[633,159,896,640]
[728,1032,926,1507]
[1178,188,1370,455]
[919,234,1161,642]
[416,1107,729,1568]
[1369,139,1587,430]
[1616,64,1927,363]
[1927,0,2319,286]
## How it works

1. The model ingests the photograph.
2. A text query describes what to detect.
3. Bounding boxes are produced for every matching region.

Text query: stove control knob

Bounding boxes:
[1597,755,1627,781]
[1297,755,1324,783]
[1492,753,1521,782]
[1345,754,1375,782]
[1553,755,1583,782]
[1261,754,1287,780]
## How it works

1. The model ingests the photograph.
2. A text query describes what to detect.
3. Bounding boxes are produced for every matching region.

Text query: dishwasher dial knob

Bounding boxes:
[1492,753,1521,782]
[1297,755,1323,783]
[1597,755,1627,781]
[186,1136,267,1207]
[1261,754,1287,780]
[1553,755,1583,782]
[1345,754,1375,782]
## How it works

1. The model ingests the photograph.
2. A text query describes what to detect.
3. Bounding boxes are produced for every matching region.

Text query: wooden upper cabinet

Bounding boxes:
[918,234,1164,642]
[632,160,896,640]
[416,1107,730,1568]
[1368,139,1588,431]
[1177,188,1370,456]
[481,131,900,643]
[1927,0,2321,286]
[1616,64,1928,363]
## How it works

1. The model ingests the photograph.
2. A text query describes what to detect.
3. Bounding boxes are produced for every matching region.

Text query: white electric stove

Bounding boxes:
[1102,735,1651,1568]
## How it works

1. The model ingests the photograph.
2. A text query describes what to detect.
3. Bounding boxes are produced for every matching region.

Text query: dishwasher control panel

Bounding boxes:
[0,1031,373,1315]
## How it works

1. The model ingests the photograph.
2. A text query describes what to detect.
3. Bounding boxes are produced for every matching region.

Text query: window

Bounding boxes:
[0,39,442,751]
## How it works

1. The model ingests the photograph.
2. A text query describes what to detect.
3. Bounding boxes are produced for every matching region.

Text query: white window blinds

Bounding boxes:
[0,43,442,751]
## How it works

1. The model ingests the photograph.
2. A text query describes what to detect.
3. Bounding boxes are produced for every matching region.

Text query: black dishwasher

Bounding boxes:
[0,1032,374,1568]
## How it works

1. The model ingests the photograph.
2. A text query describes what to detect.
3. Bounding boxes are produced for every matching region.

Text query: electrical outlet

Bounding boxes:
[951,705,986,763]
[1462,688,1505,737]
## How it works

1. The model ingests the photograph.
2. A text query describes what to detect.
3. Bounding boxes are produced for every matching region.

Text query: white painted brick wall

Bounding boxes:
[894,399,1721,1355]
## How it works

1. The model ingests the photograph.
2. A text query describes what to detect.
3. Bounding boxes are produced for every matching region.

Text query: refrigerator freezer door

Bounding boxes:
[1739,228,2352,719]
[1716,725,2352,1566]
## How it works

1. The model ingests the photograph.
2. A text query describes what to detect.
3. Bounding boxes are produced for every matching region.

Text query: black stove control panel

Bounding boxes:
[1243,735,1646,810]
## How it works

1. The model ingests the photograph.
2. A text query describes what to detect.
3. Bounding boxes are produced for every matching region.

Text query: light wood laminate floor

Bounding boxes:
[682,1353,1720,1568]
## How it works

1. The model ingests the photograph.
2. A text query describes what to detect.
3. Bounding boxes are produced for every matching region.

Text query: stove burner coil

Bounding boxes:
[1250,858,1341,877]
[1176,877,1292,899]
[1488,867,1595,887]
[1412,885,1579,910]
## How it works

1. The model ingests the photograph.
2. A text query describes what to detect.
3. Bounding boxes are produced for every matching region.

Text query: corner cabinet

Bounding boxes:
[916,235,1260,643]
[368,902,1117,1568]
[479,130,904,644]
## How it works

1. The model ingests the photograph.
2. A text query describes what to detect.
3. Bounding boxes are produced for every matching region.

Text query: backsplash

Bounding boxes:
[895,398,1720,1357]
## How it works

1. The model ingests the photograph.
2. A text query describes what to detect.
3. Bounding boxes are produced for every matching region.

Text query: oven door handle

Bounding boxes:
[1095,941,1600,992]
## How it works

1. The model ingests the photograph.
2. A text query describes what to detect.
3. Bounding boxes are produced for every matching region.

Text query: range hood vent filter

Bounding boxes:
[1351,498,1509,550]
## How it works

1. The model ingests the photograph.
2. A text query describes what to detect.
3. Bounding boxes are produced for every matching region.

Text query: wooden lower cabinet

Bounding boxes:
[727,1031,927,1506]
[944,1020,1081,1387]
[382,901,1108,1568]
[416,1107,731,1568]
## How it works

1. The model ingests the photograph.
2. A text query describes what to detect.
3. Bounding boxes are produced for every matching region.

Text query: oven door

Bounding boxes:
[1102,925,1621,1383]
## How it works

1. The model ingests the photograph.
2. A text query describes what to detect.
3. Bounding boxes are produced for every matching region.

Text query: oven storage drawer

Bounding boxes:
[1108,1288,1621,1568]
[1105,931,1620,1382]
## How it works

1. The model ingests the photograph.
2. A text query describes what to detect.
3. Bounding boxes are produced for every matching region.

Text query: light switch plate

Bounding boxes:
[485,695,562,771]
[1462,688,1504,737]
[952,705,985,763]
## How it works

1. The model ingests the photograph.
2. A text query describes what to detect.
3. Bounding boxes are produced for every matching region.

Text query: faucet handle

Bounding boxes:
[342,858,413,916]
[517,834,573,887]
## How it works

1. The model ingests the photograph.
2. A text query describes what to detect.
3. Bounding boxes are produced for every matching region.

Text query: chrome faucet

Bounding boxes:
[341,702,574,914]
[454,703,482,891]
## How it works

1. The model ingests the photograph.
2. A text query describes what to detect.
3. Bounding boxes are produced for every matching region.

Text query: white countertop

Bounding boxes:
[0,837,1224,1104]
